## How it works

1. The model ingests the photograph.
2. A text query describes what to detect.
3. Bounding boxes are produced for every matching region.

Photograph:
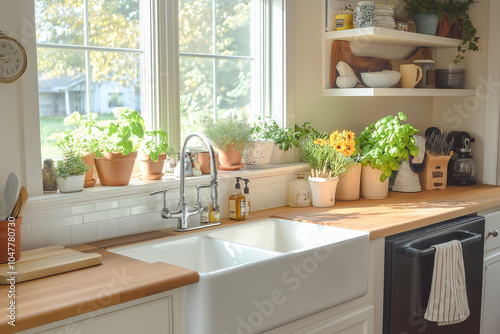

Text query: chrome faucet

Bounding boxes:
[151,132,220,231]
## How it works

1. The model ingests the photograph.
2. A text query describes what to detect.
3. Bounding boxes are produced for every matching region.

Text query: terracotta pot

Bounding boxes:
[0,217,21,263]
[94,151,138,186]
[336,163,361,201]
[217,144,243,166]
[57,175,85,193]
[197,151,219,174]
[82,153,96,187]
[361,165,389,199]
[138,153,166,180]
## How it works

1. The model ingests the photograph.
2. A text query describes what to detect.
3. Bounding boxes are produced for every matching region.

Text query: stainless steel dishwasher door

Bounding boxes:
[383,215,485,334]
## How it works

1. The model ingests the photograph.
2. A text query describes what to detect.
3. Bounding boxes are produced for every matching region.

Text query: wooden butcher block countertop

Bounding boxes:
[2,184,500,333]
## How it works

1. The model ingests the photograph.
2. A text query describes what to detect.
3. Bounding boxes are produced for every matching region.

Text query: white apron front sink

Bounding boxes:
[110,218,369,334]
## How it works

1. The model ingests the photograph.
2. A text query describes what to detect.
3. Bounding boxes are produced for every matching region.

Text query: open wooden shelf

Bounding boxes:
[323,88,477,97]
[324,27,461,48]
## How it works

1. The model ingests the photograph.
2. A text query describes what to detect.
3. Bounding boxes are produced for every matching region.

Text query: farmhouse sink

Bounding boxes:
[110,218,369,334]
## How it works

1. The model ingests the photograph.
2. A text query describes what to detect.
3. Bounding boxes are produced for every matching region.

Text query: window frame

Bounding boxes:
[24,0,292,195]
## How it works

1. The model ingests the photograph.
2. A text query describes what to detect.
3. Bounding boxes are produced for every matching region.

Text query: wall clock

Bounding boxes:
[0,32,27,83]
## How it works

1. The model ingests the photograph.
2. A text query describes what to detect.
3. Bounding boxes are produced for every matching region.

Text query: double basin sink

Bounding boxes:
[110,218,369,333]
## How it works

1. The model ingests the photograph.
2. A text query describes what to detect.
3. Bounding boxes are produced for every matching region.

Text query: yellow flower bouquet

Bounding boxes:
[301,130,358,178]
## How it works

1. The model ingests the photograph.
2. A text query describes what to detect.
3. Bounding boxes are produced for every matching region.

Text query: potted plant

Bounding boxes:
[54,155,89,193]
[335,131,363,201]
[138,128,174,180]
[403,0,443,35]
[358,112,420,199]
[94,107,145,186]
[48,112,100,187]
[202,114,253,170]
[253,117,316,164]
[301,130,357,207]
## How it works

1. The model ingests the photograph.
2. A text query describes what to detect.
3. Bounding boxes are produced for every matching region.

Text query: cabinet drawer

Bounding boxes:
[484,211,500,252]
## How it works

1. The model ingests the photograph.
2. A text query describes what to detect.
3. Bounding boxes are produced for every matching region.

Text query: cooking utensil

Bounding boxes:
[11,186,28,218]
[4,172,20,219]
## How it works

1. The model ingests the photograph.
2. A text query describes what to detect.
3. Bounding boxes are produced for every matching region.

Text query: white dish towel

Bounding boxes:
[424,239,470,326]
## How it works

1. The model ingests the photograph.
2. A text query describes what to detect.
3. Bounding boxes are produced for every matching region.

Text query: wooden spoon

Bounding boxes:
[11,186,28,218]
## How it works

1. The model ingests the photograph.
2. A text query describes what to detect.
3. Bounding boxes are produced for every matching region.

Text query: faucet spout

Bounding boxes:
[174,132,220,231]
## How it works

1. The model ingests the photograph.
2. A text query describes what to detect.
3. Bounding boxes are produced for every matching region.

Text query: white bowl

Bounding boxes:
[361,70,401,88]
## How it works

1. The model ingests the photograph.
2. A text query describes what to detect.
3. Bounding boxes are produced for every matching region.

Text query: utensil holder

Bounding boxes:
[0,217,22,264]
[418,152,451,190]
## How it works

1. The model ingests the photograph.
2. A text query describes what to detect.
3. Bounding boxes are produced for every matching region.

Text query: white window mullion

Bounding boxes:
[84,0,92,116]
[212,0,218,119]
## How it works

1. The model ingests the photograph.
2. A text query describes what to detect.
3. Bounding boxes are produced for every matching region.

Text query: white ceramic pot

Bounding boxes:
[308,176,339,208]
[361,165,389,199]
[336,163,361,201]
[246,140,274,165]
[270,144,286,164]
[57,175,85,193]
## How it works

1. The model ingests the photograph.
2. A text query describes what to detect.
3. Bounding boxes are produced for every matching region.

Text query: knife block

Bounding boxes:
[418,152,451,190]
[0,217,22,264]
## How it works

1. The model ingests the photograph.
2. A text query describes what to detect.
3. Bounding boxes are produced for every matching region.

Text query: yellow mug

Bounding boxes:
[400,64,423,88]
[335,14,353,31]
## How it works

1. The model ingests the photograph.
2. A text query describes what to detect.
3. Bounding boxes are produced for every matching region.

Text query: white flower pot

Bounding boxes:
[361,165,389,199]
[308,176,339,208]
[246,140,274,165]
[270,144,286,164]
[57,175,85,193]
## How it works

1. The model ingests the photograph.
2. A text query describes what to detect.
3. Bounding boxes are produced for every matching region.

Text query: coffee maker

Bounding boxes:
[447,131,477,186]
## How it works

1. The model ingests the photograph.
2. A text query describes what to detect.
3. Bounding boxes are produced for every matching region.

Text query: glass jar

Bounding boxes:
[413,59,435,88]
[288,174,311,207]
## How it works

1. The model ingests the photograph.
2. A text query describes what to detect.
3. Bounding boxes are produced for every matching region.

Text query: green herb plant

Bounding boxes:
[139,128,175,162]
[54,155,89,180]
[253,117,317,151]
[48,111,100,157]
[403,0,443,14]
[96,107,145,157]
[202,114,253,152]
[359,112,419,182]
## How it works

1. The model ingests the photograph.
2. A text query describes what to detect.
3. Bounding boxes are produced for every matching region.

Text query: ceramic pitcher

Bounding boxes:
[353,1,375,28]
[400,64,423,88]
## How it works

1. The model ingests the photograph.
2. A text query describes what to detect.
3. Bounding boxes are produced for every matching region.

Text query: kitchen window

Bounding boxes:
[31,0,289,191]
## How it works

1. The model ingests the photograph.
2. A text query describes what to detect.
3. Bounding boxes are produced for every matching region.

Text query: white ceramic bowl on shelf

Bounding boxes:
[361,70,401,88]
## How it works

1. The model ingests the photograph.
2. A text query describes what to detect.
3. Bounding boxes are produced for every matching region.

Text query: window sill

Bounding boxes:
[27,163,309,211]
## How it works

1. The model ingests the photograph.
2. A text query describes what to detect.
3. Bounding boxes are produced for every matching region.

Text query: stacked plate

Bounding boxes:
[375,4,395,29]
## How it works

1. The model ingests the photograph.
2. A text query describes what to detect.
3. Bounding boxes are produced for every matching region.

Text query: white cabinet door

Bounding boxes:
[41,297,173,334]
[482,256,500,334]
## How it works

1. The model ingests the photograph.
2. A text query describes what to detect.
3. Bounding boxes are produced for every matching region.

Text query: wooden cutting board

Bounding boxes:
[0,245,102,284]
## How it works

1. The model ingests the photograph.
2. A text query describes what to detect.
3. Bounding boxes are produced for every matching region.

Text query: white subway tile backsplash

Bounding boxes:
[21,232,46,251]
[84,211,108,224]
[71,203,96,215]
[19,165,309,250]
[95,200,119,211]
[45,207,71,219]
[46,228,71,246]
[32,219,58,232]
[22,211,43,224]
[58,215,83,228]
[108,208,131,220]
[71,224,97,244]
[119,216,142,236]
[96,219,120,240]
[131,204,150,216]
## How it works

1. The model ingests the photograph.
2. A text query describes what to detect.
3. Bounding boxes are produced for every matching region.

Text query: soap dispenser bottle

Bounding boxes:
[229,177,246,220]
[243,178,251,219]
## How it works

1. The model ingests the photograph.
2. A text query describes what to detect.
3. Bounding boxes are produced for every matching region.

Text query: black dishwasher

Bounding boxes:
[384,214,484,334]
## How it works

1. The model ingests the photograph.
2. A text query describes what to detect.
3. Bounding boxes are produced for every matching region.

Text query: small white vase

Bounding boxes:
[246,140,274,165]
[57,175,85,193]
[361,165,389,199]
[308,176,339,208]
[270,143,286,164]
